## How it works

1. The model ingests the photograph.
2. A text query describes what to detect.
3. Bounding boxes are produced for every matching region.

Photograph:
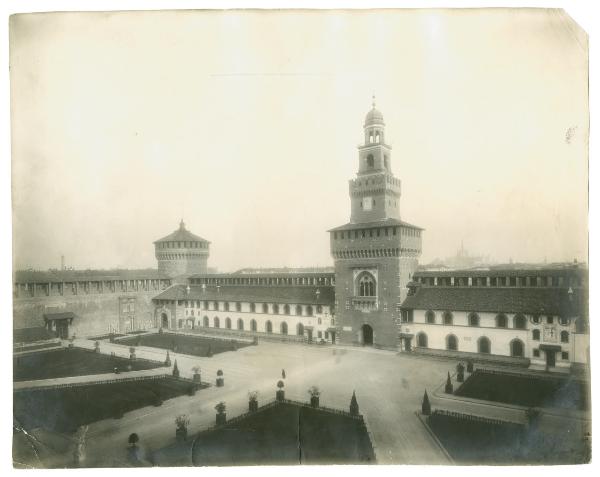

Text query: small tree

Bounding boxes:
[308,386,321,408]
[282,369,286,379]
[216,369,224,387]
[94,341,100,353]
[164,351,171,367]
[421,390,431,415]
[172,359,180,378]
[349,391,359,416]
[129,346,136,360]
[444,372,453,394]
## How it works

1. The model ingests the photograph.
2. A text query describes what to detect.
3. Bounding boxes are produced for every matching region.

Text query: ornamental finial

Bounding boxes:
[179,219,185,230]
[372,94,376,108]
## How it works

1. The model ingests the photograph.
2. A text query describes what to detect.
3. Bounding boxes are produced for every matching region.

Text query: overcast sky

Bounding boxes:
[10,8,588,272]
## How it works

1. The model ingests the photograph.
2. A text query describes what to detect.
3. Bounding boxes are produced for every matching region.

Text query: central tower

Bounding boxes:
[329,99,423,349]
[351,98,401,223]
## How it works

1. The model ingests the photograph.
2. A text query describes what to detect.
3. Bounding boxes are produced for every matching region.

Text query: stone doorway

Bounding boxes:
[362,324,373,346]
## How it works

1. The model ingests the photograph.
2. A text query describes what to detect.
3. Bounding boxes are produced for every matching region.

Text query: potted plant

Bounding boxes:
[456,362,465,383]
[215,402,227,426]
[192,365,201,383]
[172,359,180,378]
[175,414,190,442]
[94,341,100,353]
[164,350,171,367]
[466,359,474,374]
[129,346,136,360]
[248,391,259,412]
[421,390,431,415]
[216,369,224,387]
[308,386,321,408]
[349,390,359,416]
[127,433,140,464]
[525,408,541,429]
[275,380,285,401]
[444,372,453,394]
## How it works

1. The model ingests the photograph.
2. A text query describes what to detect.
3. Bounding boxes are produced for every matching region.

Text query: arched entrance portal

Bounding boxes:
[161,313,169,329]
[362,324,374,346]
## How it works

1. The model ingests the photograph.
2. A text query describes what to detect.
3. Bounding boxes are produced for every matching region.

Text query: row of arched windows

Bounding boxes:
[185,300,318,316]
[198,315,304,336]
[416,332,525,357]
[424,310,528,329]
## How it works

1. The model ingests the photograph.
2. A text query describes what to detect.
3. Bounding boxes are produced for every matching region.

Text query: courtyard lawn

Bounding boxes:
[455,369,589,411]
[186,401,375,466]
[118,332,251,357]
[14,376,203,433]
[428,410,590,464]
[13,348,163,382]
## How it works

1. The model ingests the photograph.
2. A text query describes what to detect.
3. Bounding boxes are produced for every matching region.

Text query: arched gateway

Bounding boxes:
[161,312,169,329]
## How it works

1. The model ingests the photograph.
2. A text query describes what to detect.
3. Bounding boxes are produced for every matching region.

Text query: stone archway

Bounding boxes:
[362,324,374,346]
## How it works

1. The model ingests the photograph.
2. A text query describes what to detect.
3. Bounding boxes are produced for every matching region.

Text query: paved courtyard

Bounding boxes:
[17,338,463,467]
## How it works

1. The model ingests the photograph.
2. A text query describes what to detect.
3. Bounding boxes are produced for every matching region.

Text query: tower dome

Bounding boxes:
[364,96,384,126]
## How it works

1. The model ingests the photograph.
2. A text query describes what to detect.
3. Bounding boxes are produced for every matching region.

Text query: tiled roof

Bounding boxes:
[153,285,335,306]
[401,286,586,317]
[190,269,335,279]
[43,311,77,320]
[14,268,170,283]
[154,221,209,244]
[414,266,587,279]
[328,218,423,232]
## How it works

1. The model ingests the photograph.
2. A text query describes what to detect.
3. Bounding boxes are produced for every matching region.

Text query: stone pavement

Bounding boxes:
[20,339,468,467]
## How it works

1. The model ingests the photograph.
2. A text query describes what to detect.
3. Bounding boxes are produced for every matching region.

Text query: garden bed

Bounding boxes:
[118,332,251,357]
[427,410,590,464]
[185,401,375,465]
[455,369,589,411]
[13,348,163,382]
[14,376,204,433]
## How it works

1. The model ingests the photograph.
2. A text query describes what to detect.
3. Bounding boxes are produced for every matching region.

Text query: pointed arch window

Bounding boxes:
[357,272,376,297]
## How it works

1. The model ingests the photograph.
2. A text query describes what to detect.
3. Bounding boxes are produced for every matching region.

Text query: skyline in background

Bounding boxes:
[10,9,588,272]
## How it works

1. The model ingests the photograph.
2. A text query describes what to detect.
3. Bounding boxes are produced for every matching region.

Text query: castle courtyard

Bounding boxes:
[16,339,463,467]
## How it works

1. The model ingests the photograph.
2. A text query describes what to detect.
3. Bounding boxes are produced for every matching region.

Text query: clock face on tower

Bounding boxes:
[363,196,373,211]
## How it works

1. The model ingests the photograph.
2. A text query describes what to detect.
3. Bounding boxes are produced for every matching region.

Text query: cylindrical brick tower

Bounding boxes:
[154,220,210,278]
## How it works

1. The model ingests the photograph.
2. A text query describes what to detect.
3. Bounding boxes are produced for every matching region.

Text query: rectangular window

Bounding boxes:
[561,351,569,360]
[334,232,338,239]
[318,331,323,339]
[533,349,540,357]
[547,316,554,324]
[377,229,380,237]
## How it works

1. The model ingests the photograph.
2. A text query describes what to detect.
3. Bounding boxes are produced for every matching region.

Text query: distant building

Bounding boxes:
[154,220,210,278]
[399,265,589,369]
[153,270,336,343]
